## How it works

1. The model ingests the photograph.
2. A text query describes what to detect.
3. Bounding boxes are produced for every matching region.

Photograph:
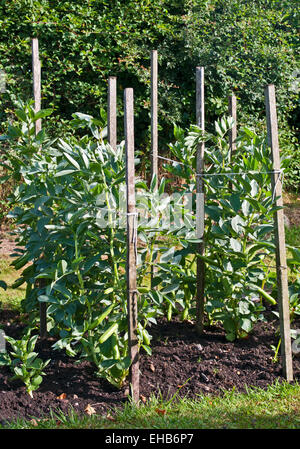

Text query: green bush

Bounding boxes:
[0,1,298,184]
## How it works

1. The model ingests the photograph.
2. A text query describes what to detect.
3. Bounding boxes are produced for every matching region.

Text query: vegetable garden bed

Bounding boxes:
[0,308,299,424]
[0,40,299,416]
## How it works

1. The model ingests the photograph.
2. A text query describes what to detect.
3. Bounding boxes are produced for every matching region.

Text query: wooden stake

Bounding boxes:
[195,67,205,334]
[32,38,47,339]
[265,84,293,382]
[124,88,139,403]
[150,50,158,287]
[108,76,117,150]
[151,50,158,184]
[32,38,41,135]
[228,94,237,156]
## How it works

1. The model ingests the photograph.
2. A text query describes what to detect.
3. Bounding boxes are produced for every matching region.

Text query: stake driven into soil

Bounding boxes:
[124,87,139,403]
[150,49,158,184]
[32,37,47,339]
[150,50,158,288]
[195,66,205,335]
[265,84,293,382]
[32,38,41,136]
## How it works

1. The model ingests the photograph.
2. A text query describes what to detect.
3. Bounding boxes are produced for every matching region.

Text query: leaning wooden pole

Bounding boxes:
[150,50,158,185]
[265,84,293,382]
[32,38,41,136]
[195,67,205,334]
[124,88,139,403]
[108,76,117,151]
[32,38,47,339]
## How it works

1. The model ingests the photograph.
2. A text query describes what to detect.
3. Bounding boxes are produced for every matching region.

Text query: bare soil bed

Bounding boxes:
[0,309,299,425]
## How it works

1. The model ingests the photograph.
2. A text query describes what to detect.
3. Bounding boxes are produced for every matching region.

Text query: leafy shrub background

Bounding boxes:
[0,0,299,189]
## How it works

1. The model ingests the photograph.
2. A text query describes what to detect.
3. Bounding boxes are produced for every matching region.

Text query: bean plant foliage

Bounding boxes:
[0,101,299,393]
[162,119,299,341]
[0,101,162,389]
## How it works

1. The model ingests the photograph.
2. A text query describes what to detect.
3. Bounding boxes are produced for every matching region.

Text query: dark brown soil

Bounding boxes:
[0,309,299,425]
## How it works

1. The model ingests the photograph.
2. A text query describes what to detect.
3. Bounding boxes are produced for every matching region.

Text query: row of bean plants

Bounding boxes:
[0,100,299,395]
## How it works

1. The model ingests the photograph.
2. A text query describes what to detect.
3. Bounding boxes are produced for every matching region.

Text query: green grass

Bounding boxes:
[0,256,26,311]
[286,225,300,248]
[284,192,300,247]
[0,257,26,310]
[2,381,300,429]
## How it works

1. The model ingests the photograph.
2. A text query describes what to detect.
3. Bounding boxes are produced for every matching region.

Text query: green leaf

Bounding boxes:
[32,109,53,122]
[38,295,57,304]
[78,148,90,169]
[240,318,252,333]
[158,177,166,195]
[205,205,221,221]
[137,287,150,293]
[28,335,38,353]
[11,277,26,288]
[230,238,242,252]
[100,359,118,369]
[229,193,241,213]
[150,173,157,192]
[52,284,72,299]
[0,353,11,366]
[63,153,81,170]
[58,259,68,275]
[31,375,43,387]
[0,280,7,290]
[160,247,175,263]
[238,300,250,315]
[242,200,251,216]
[231,216,244,234]
[161,283,179,294]
[15,109,27,122]
[54,169,77,177]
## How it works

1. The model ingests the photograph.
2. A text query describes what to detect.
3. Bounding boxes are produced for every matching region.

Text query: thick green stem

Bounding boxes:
[242,188,263,255]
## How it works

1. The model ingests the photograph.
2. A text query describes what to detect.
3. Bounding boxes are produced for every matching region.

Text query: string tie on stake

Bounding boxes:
[195,169,283,202]
[158,152,284,196]
[158,155,187,166]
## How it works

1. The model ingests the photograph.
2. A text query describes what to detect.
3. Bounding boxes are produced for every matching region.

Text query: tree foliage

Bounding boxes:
[0,0,299,184]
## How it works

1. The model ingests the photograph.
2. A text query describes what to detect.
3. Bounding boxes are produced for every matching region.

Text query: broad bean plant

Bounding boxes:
[162,118,300,341]
[1,102,161,388]
[1,101,299,393]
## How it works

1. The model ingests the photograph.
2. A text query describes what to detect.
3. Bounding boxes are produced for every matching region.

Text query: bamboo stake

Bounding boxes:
[265,84,293,382]
[150,50,158,184]
[195,67,205,334]
[108,76,117,151]
[32,38,41,136]
[124,88,139,403]
[228,94,237,156]
[32,38,47,339]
